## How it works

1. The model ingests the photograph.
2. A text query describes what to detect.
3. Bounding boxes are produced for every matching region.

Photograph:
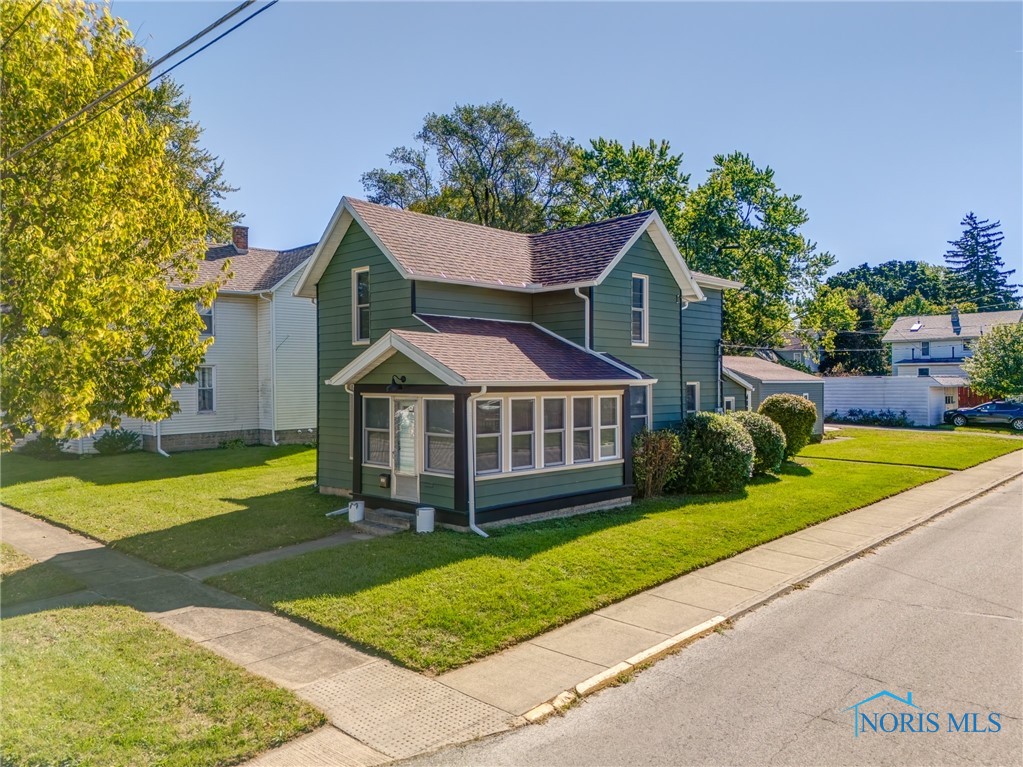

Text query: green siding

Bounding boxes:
[475,463,624,510]
[316,222,420,491]
[592,233,681,428]
[359,352,445,386]
[722,377,750,409]
[416,282,531,322]
[680,288,723,412]
[358,468,454,510]
[532,290,585,345]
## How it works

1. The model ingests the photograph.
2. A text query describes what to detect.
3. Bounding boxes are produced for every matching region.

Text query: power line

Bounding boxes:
[15,0,279,164]
[0,0,43,53]
[3,0,259,164]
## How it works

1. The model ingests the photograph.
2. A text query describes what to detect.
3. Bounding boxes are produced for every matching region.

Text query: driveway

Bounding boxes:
[406,477,1023,766]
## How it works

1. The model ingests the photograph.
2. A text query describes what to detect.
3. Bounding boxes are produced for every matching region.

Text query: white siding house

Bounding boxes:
[69,227,317,454]
[824,376,954,426]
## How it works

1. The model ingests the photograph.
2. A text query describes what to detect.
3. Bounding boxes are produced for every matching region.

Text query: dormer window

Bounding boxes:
[198,302,214,336]
[631,274,648,345]
[352,267,370,345]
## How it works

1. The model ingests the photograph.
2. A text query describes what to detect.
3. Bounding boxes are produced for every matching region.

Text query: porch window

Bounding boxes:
[685,382,700,414]
[542,398,566,466]
[425,399,454,474]
[631,275,648,345]
[630,385,649,437]
[599,396,619,459]
[364,398,390,466]
[572,397,593,463]
[510,399,535,470]
[352,267,370,344]
[475,399,502,474]
[197,366,214,412]
[198,302,214,336]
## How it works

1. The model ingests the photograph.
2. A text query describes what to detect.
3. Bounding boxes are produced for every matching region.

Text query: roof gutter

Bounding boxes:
[466,386,490,538]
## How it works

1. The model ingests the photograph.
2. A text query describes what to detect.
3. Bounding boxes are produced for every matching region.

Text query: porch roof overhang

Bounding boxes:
[326,317,657,388]
[722,368,755,391]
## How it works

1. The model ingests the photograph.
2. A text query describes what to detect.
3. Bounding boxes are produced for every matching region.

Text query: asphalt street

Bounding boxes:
[407,477,1023,767]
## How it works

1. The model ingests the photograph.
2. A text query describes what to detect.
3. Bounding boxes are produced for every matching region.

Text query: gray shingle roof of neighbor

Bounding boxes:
[722,355,823,384]
[882,309,1023,343]
[187,242,316,293]
[395,315,650,384]
[345,198,653,288]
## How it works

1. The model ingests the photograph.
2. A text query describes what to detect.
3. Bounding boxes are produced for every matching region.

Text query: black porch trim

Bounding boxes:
[454,392,469,511]
[475,485,635,525]
[622,387,633,487]
[352,388,363,495]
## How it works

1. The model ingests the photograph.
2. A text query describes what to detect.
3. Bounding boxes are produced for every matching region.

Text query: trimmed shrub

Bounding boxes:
[16,435,70,460]
[632,429,683,498]
[93,429,142,455]
[759,394,817,458]
[728,410,786,475]
[668,413,754,494]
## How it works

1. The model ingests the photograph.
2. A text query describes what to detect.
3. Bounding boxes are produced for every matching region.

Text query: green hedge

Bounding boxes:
[729,410,786,475]
[668,413,754,494]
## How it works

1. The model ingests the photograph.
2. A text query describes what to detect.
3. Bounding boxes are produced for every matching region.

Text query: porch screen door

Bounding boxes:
[392,399,419,502]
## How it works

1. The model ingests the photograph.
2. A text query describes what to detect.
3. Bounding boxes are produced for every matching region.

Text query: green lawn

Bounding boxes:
[211,459,945,673]
[0,542,85,607]
[0,446,346,571]
[1,604,323,767]
[802,427,1022,469]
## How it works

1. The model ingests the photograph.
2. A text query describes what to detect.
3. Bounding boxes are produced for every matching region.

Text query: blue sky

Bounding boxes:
[114,1,1022,276]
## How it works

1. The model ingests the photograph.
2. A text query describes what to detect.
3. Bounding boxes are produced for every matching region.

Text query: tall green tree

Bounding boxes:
[818,285,890,376]
[560,138,690,236]
[1,0,237,437]
[963,324,1023,399]
[827,260,951,305]
[680,152,835,348]
[944,213,1019,310]
[361,101,575,232]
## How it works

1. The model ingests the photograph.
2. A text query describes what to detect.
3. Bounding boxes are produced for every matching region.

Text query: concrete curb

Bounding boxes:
[518,463,1022,728]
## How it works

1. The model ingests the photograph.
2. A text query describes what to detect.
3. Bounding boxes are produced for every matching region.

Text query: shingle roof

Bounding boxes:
[882,310,1022,343]
[723,355,823,384]
[176,242,316,293]
[392,315,647,384]
[346,198,651,288]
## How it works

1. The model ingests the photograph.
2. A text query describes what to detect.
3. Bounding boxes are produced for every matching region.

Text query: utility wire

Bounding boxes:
[3,0,258,164]
[16,0,279,164]
[0,0,43,53]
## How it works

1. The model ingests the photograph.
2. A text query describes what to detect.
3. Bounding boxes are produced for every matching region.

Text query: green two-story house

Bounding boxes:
[294,198,740,530]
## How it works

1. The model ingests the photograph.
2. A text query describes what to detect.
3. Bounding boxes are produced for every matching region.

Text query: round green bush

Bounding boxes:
[728,410,786,475]
[667,413,754,494]
[758,393,817,458]
[632,428,683,498]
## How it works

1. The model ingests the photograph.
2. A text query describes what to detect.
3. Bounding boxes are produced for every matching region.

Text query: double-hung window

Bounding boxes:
[353,267,370,344]
[475,400,502,474]
[364,398,390,466]
[510,399,535,470]
[542,398,566,466]
[425,399,454,474]
[921,341,930,357]
[572,397,593,463]
[685,382,700,414]
[631,274,648,345]
[198,302,214,336]
[598,396,619,459]
[197,366,214,413]
[629,386,649,437]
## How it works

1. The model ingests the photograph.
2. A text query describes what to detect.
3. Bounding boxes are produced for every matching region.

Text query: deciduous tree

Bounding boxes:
[963,324,1023,398]
[1,0,237,437]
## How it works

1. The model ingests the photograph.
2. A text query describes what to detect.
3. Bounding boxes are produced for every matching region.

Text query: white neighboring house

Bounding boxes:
[69,226,318,454]
[882,307,1022,378]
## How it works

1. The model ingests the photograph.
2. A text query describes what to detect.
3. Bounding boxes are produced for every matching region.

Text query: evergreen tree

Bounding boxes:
[944,213,1019,310]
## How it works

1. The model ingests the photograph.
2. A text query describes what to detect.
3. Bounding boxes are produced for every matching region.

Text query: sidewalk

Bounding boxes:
[3,449,1021,766]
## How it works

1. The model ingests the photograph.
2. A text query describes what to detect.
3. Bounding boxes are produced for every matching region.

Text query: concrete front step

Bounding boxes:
[358,507,413,533]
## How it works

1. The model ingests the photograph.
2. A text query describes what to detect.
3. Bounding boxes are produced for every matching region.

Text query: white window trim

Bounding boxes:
[423,397,455,476]
[801,392,810,399]
[363,395,391,468]
[724,396,736,412]
[541,396,567,468]
[508,397,537,472]
[198,302,215,337]
[598,395,621,460]
[685,381,701,414]
[475,398,503,476]
[476,458,625,481]
[631,273,649,347]
[352,266,370,346]
[197,365,215,414]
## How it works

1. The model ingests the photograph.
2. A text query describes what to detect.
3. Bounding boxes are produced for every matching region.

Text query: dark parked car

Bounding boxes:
[944,400,1023,430]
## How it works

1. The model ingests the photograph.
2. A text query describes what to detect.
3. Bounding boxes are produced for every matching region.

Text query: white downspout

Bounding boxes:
[574,287,591,349]
[259,292,279,446]
[344,383,355,462]
[155,420,170,458]
[466,385,489,538]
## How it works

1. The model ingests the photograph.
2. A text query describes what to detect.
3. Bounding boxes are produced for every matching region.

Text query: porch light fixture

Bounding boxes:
[386,375,406,393]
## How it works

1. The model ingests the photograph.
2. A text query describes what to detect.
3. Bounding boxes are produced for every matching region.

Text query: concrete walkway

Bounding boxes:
[3,449,1021,766]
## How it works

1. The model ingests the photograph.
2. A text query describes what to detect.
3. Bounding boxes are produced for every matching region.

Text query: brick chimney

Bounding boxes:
[231,225,249,253]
